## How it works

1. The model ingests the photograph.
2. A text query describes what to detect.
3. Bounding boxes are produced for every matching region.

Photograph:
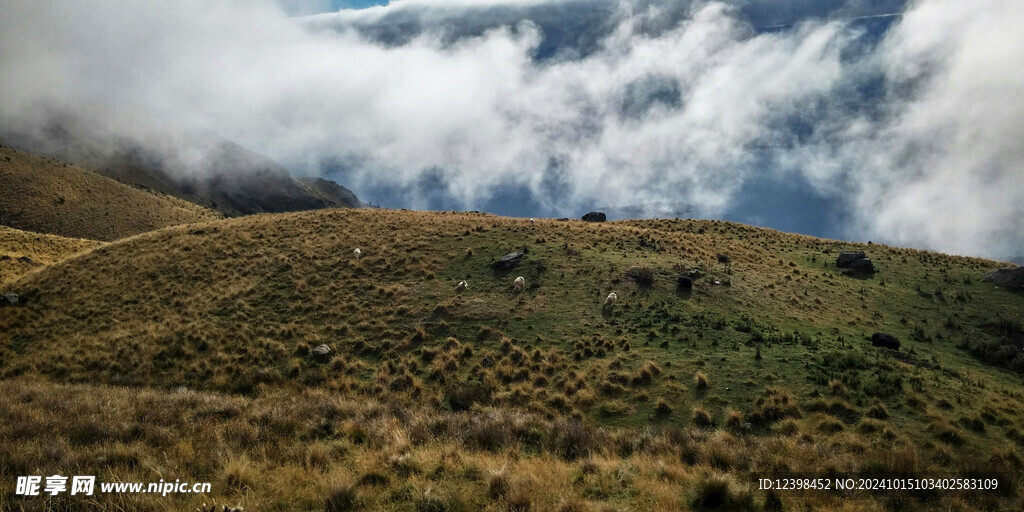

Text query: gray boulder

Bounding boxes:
[581,212,607,222]
[836,251,866,268]
[983,266,1024,289]
[493,252,524,270]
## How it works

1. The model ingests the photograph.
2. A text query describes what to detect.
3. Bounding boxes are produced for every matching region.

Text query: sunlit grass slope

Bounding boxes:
[2,208,1023,511]
[0,146,221,241]
[0,225,104,286]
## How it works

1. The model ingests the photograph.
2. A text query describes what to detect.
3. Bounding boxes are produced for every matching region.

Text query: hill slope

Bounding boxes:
[0,146,221,241]
[0,225,103,286]
[2,209,1023,510]
[2,119,365,216]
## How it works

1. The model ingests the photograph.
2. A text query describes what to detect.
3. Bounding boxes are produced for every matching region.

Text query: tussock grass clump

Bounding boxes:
[857,418,887,434]
[816,415,845,434]
[688,472,757,512]
[749,387,801,426]
[772,418,800,436]
[933,421,964,445]
[725,409,743,431]
[325,483,359,512]
[487,469,509,500]
[506,483,533,512]
[866,400,889,420]
[598,400,634,418]
[305,442,331,471]
[692,407,714,428]
[694,371,710,390]
[655,398,673,416]
[631,361,662,385]
[222,456,255,492]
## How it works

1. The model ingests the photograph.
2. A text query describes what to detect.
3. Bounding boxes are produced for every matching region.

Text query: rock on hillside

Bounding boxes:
[837,250,876,274]
[983,266,1024,289]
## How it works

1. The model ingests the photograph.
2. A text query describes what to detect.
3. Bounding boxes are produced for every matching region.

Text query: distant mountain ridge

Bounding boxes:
[1,117,364,217]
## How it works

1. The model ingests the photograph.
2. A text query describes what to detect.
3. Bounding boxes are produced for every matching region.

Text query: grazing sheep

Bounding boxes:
[604,292,617,308]
[456,280,469,291]
[353,248,362,259]
[512,276,525,292]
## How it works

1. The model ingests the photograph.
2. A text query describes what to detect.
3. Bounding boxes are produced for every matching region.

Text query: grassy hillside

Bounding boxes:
[0,225,104,286]
[0,146,221,241]
[2,208,1023,511]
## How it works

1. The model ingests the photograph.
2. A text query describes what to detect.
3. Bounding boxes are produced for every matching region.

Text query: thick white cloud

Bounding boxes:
[0,0,1021,257]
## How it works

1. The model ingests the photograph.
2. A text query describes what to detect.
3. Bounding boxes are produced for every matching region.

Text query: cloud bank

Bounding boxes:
[0,0,1021,257]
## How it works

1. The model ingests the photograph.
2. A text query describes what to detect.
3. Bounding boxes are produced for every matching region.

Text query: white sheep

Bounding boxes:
[456,280,469,291]
[512,276,525,292]
[529,218,535,224]
[353,248,362,259]
[604,292,617,308]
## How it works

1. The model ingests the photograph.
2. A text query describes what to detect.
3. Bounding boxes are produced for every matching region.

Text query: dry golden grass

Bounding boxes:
[0,378,1018,511]
[1,207,1022,510]
[0,225,104,286]
[0,146,221,241]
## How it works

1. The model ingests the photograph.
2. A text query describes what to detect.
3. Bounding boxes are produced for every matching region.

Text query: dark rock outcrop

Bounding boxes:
[982,266,1024,289]
[871,332,900,350]
[837,251,866,268]
[847,258,875,274]
[837,251,876,274]
[581,212,607,222]
[493,252,524,270]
